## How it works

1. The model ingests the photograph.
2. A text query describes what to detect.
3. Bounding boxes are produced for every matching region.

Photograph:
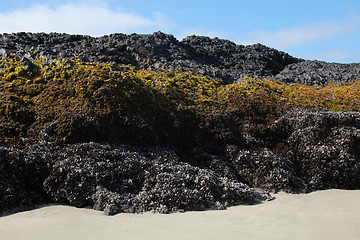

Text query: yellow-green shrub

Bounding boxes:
[1,56,360,147]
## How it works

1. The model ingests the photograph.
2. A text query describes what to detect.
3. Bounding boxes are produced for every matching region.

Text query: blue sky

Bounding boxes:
[1,0,360,63]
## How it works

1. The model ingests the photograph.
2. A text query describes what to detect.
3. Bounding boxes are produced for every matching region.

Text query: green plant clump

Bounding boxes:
[1,56,359,148]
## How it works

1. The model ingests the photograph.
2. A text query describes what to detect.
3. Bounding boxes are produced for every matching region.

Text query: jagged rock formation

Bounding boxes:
[0,32,360,216]
[1,32,360,86]
[2,109,359,216]
[232,110,360,192]
[275,60,360,86]
[0,31,298,83]
[0,143,272,216]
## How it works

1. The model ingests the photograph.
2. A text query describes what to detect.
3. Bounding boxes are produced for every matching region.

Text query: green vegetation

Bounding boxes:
[219,78,360,123]
[1,56,360,148]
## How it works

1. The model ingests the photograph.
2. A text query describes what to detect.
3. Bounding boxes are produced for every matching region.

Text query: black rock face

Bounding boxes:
[0,146,52,215]
[0,32,301,83]
[228,110,360,193]
[1,143,273,216]
[275,60,360,86]
[272,110,360,190]
[1,110,360,215]
[2,32,359,86]
[1,32,360,215]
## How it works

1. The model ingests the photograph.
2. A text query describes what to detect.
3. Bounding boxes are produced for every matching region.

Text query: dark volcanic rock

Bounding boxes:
[0,32,133,65]
[43,143,272,215]
[1,109,360,215]
[230,148,306,193]
[0,32,301,83]
[273,110,360,190]
[1,142,272,216]
[182,36,300,80]
[275,60,360,86]
[2,32,360,85]
[3,31,360,85]
[0,146,52,215]
[1,31,360,216]
[223,110,360,193]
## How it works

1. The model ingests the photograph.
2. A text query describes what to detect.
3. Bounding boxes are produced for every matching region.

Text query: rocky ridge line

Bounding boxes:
[2,31,359,85]
[0,32,360,216]
[1,32,360,85]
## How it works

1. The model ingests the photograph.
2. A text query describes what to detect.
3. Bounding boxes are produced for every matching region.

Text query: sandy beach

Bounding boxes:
[1,189,360,240]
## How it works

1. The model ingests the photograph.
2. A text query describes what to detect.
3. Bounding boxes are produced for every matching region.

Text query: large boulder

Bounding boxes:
[275,60,360,86]
[0,146,52,215]
[272,110,360,190]
[43,143,272,215]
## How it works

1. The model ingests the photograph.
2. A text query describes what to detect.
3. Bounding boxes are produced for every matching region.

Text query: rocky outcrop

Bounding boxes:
[2,32,359,86]
[0,143,272,216]
[275,61,360,86]
[0,146,52,214]
[1,109,360,215]
[1,32,360,216]
[0,32,300,83]
[271,110,360,190]
[231,110,360,191]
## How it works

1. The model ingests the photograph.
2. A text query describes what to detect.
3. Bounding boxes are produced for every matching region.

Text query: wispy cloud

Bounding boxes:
[0,2,173,36]
[304,49,355,63]
[238,15,360,49]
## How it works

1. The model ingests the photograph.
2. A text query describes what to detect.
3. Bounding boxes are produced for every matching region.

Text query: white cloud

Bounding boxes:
[238,15,360,49]
[304,49,354,63]
[0,2,174,36]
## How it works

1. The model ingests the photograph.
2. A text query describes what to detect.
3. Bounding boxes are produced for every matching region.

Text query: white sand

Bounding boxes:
[1,189,360,240]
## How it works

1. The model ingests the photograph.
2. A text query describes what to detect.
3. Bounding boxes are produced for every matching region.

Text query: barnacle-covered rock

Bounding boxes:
[0,146,52,215]
[275,60,360,86]
[1,32,360,216]
[271,110,360,190]
[43,143,272,215]
[230,148,306,193]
